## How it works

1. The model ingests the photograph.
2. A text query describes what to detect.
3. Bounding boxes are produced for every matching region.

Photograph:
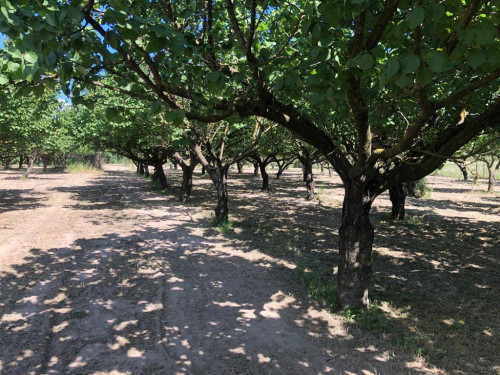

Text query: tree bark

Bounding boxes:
[486,159,499,193]
[201,166,206,175]
[259,162,269,190]
[237,161,243,173]
[155,162,168,189]
[454,160,468,181]
[180,166,194,202]
[144,165,150,178]
[303,159,315,200]
[253,161,259,176]
[139,163,145,175]
[338,184,374,309]
[24,154,37,177]
[18,155,23,169]
[214,167,229,223]
[389,183,406,220]
[91,153,102,169]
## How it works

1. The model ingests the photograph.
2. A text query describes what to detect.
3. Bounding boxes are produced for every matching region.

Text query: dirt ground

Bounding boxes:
[0,164,498,375]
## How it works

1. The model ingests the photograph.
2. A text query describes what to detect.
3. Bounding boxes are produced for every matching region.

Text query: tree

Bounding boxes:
[1,1,499,308]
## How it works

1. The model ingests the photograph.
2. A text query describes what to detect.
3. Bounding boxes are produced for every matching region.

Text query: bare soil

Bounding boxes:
[0,165,498,375]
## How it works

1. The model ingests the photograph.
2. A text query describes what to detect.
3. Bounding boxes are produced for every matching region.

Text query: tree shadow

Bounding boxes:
[0,222,408,374]
[0,188,47,213]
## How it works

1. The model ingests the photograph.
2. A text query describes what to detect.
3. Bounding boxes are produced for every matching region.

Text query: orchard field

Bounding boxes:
[1,0,500,374]
[0,163,498,374]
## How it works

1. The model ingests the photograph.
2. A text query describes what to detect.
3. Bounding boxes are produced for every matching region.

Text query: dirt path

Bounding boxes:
[1,166,439,374]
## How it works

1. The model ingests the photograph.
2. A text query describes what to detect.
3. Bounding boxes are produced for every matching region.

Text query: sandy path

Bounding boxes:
[0,166,427,375]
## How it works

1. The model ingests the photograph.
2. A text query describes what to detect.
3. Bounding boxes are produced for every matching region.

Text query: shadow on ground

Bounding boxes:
[1,167,498,374]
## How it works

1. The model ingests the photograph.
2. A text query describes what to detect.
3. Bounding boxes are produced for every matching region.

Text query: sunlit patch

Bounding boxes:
[213,301,240,307]
[68,355,87,369]
[126,347,145,358]
[229,346,246,355]
[113,320,138,331]
[139,301,163,312]
[108,335,130,350]
[52,321,69,333]
[0,312,26,323]
[259,291,295,319]
[298,360,310,368]
[257,353,271,363]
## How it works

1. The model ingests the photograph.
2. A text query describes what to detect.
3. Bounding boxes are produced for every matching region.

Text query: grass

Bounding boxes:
[433,161,500,179]
[294,266,338,311]
[65,163,103,174]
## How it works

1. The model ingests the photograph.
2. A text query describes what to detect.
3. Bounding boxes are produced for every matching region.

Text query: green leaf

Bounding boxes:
[355,53,374,71]
[386,57,399,79]
[400,55,420,74]
[406,7,425,29]
[66,6,84,22]
[45,51,58,66]
[150,101,163,115]
[319,34,335,47]
[417,67,433,85]
[309,92,325,105]
[0,76,9,85]
[24,51,38,64]
[467,51,487,69]
[429,51,451,73]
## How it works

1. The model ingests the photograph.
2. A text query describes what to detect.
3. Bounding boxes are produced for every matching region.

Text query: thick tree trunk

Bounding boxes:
[389,183,406,220]
[214,167,229,224]
[91,153,102,169]
[144,165,150,178]
[260,162,269,190]
[18,155,23,169]
[338,185,374,309]
[180,166,194,202]
[304,160,315,200]
[155,163,168,189]
[139,163,145,175]
[201,166,206,175]
[237,161,243,173]
[253,162,259,176]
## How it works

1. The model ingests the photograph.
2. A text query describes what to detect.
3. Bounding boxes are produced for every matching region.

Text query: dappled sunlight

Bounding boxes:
[1,166,497,374]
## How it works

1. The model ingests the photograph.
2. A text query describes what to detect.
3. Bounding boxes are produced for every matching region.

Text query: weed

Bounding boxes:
[403,215,424,226]
[295,267,338,311]
[65,163,103,174]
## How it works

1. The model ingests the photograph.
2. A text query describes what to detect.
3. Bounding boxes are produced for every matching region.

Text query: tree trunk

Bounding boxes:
[237,161,243,173]
[338,185,374,309]
[144,165,150,178]
[139,163,145,175]
[201,166,206,175]
[486,159,499,193]
[455,161,468,181]
[253,162,259,176]
[18,155,23,169]
[304,160,315,200]
[214,167,229,224]
[155,163,168,189]
[180,166,194,202]
[320,163,324,173]
[24,155,37,177]
[260,162,269,190]
[91,153,102,169]
[389,183,406,220]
